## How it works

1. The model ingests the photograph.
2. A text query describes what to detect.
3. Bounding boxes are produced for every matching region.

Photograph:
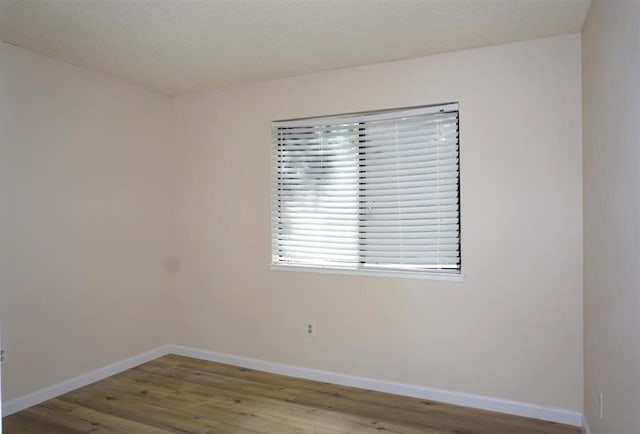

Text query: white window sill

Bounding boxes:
[271,264,464,282]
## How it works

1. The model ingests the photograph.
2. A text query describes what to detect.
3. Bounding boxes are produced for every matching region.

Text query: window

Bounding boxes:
[271,102,460,278]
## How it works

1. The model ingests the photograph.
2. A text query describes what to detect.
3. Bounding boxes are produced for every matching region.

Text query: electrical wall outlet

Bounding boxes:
[305,320,315,337]
[598,390,604,419]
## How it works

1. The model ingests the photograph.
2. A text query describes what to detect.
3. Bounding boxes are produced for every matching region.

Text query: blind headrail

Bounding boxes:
[274,103,459,128]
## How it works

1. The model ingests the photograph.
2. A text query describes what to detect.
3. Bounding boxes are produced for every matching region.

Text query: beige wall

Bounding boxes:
[171,34,584,411]
[0,43,175,401]
[0,32,585,415]
[582,1,640,433]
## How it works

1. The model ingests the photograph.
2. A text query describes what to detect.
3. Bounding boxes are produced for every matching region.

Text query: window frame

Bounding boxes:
[271,103,463,281]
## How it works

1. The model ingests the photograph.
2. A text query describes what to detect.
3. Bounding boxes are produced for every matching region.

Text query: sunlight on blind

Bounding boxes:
[272,103,460,275]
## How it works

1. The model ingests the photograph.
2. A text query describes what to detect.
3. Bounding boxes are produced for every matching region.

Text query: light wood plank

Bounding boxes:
[3,355,582,434]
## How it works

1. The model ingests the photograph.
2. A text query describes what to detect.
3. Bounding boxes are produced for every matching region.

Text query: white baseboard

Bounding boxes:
[2,345,170,416]
[583,415,592,434]
[169,344,583,427]
[2,343,583,428]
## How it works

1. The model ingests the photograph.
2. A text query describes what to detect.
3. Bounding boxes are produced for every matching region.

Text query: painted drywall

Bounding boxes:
[582,1,640,433]
[0,38,7,434]
[0,32,584,416]
[0,42,175,402]
[171,34,583,411]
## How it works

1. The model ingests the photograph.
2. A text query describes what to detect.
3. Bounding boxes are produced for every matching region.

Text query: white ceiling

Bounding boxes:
[0,0,591,96]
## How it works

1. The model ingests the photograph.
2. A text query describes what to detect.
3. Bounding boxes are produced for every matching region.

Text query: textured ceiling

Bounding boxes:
[0,0,591,96]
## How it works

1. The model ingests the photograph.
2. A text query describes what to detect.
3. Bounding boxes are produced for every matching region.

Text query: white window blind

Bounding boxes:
[272,103,460,276]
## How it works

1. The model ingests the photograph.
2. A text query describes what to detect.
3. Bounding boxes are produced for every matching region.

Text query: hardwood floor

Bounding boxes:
[3,355,582,434]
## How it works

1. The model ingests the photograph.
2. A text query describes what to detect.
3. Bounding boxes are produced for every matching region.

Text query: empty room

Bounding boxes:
[0,0,638,433]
